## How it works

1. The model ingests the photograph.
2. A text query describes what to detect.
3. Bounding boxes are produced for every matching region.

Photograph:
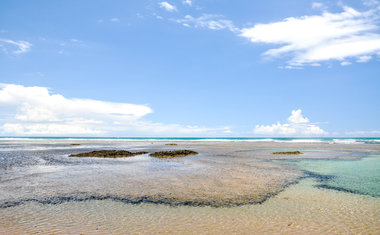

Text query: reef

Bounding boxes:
[150,150,198,158]
[69,150,148,158]
[272,151,303,155]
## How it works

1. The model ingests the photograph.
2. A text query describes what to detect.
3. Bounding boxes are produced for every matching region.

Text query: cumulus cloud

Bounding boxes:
[175,14,239,32]
[240,6,380,67]
[0,84,229,136]
[253,109,327,136]
[0,39,32,54]
[287,109,310,123]
[159,2,177,12]
[0,84,151,122]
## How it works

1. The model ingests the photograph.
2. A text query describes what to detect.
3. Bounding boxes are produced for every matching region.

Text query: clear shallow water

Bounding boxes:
[1,179,379,235]
[296,155,380,197]
[0,140,304,207]
[0,139,379,234]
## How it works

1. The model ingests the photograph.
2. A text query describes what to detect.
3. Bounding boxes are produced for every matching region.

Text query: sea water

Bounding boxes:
[0,139,379,234]
[296,154,380,197]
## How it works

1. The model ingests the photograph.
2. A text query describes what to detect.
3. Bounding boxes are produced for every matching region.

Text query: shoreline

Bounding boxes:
[0,140,379,234]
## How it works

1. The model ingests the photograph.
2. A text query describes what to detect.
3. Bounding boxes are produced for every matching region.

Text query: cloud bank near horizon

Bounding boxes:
[254,109,327,136]
[1,84,378,137]
[0,84,229,136]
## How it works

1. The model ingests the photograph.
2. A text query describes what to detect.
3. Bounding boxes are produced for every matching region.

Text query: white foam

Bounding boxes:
[332,139,358,144]
[274,139,324,143]
[194,139,275,142]
[193,139,236,142]
[245,138,275,142]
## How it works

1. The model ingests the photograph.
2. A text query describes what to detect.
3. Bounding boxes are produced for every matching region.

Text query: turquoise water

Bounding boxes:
[296,155,380,197]
[0,137,379,144]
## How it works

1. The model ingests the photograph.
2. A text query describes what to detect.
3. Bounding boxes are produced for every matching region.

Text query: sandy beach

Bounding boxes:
[0,139,379,234]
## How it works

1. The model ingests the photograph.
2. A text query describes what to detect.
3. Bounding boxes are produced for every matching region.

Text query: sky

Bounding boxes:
[0,0,379,137]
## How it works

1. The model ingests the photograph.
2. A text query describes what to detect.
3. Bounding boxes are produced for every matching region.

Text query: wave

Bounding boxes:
[275,139,324,143]
[332,139,359,144]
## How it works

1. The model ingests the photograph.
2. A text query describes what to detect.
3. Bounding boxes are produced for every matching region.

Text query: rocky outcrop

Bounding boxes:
[69,150,148,158]
[150,150,198,158]
[272,151,303,155]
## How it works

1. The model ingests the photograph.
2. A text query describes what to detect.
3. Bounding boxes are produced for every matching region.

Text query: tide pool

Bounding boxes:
[296,154,380,197]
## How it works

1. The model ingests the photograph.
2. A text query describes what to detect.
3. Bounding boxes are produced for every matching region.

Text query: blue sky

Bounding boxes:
[0,0,379,137]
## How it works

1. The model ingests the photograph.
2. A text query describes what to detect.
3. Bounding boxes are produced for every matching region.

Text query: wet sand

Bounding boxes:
[0,139,379,234]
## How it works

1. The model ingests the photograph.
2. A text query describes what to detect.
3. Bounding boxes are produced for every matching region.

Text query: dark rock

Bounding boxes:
[150,150,198,158]
[272,151,303,155]
[69,150,148,158]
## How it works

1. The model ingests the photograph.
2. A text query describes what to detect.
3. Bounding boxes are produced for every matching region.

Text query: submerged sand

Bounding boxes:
[1,178,379,234]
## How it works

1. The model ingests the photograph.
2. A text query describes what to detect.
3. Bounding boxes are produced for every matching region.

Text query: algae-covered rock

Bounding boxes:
[69,150,148,158]
[165,143,178,146]
[150,150,198,158]
[272,151,303,155]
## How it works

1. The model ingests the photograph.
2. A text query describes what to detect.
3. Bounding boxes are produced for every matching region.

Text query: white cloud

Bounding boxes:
[287,109,310,123]
[0,84,228,136]
[159,2,177,12]
[109,18,119,22]
[183,0,192,6]
[0,84,151,122]
[356,55,372,62]
[175,14,239,32]
[0,39,32,54]
[240,6,380,67]
[253,109,327,136]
